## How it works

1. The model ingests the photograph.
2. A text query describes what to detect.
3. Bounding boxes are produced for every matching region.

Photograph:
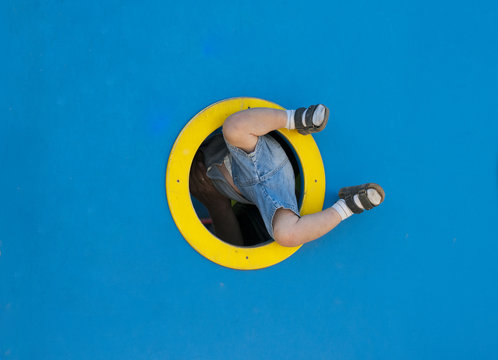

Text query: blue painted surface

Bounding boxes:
[1,0,497,359]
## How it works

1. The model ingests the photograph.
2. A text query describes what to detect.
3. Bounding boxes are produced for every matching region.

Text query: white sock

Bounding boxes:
[331,189,382,221]
[285,110,296,129]
[285,105,326,130]
[332,199,353,220]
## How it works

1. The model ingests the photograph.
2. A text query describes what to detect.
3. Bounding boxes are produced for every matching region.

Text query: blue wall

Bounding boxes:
[1,0,497,359]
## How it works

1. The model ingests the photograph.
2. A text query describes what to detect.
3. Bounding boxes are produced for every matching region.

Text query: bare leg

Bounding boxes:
[222,108,287,152]
[272,208,343,247]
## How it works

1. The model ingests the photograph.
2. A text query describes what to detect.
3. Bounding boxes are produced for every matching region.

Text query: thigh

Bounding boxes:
[272,208,299,229]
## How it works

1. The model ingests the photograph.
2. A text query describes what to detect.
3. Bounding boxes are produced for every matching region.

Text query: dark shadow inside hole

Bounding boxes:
[190,129,303,247]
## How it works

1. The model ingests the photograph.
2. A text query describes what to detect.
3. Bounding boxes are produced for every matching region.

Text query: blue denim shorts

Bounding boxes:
[225,134,300,238]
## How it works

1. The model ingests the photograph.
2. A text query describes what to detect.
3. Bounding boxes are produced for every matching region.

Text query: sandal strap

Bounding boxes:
[344,194,363,214]
[339,183,385,213]
[358,189,374,210]
[294,107,306,130]
[304,105,318,129]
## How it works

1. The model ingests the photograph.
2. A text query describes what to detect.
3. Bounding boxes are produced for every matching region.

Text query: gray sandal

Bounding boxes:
[294,104,329,135]
[338,183,385,214]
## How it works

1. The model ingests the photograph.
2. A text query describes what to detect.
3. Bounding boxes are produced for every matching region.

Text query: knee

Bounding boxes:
[222,113,244,145]
[272,209,301,247]
[273,222,300,247]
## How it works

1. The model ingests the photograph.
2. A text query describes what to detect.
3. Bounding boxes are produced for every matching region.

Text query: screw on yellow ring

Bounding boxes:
[165,97,325,270]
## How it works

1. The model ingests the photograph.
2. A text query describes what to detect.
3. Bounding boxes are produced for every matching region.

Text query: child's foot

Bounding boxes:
[332,183,385,220]
[285,104,329,135]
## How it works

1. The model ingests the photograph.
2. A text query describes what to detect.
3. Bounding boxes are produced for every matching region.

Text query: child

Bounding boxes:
[189,105,385,247]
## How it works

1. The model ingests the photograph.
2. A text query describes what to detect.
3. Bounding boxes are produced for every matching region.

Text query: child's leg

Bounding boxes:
[222,105,329,153]
[272,208,343,247]
[273,184,385,247]
[222,108,287,153]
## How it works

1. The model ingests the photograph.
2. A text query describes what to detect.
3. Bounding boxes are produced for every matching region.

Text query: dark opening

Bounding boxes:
[189,130,303,247]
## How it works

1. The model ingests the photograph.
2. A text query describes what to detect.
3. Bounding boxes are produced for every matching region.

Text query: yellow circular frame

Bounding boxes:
[166,97,325,270]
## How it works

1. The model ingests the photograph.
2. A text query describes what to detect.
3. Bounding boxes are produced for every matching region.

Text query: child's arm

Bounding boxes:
[190,152,244,246]
[204,199,244,246]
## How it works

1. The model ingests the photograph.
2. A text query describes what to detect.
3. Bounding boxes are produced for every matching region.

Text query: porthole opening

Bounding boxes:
[166,97,325,270]
[189,129,304,248]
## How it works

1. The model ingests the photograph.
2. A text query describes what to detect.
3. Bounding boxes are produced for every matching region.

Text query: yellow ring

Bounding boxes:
[166,97,325,270]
